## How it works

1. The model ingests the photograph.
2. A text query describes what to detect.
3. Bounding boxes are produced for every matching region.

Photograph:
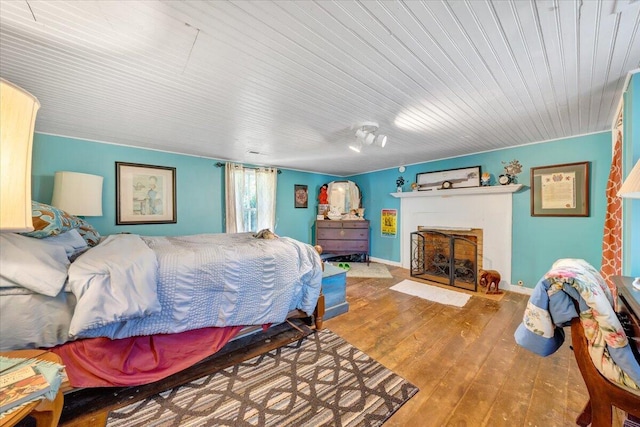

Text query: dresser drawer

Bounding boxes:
[317,228,368,241]
[315,220,370,260]
[316,221,343,229]
[340,221,368,229]
[319,240,369,252]
[316,220,368,229]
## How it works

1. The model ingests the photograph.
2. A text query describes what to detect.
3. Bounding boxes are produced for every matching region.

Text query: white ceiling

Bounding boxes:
[1,1,639,176]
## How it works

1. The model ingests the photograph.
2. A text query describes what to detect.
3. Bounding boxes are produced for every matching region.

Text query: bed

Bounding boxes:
[0,202,324,387]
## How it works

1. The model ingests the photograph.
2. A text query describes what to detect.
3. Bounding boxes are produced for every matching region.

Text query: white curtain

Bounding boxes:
[225,163,277,233]
[225,163,245,233]
[256,167,277,231]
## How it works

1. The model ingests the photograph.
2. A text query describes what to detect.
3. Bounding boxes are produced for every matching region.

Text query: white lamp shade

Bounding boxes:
[51,171,103,216]
[618,159,640,199]
[0,79,40,232]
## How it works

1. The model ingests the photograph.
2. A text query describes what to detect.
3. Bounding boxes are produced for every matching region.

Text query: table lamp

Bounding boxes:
[618,159,640,289]
[0,79,40,232]
[51,171,103,217]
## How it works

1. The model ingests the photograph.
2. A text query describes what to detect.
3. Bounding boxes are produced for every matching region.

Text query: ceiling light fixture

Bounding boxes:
[374,134,387,148]
[353,121,388,151]
[348,144,362,153]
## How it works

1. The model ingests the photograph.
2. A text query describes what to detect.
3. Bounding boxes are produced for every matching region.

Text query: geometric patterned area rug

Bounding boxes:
[107,330,418,427]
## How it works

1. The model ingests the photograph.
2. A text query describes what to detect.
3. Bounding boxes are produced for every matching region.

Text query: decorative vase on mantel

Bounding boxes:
[397,186,403,193]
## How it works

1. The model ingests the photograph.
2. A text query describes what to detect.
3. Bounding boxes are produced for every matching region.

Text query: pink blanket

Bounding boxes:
[52,326,243,387]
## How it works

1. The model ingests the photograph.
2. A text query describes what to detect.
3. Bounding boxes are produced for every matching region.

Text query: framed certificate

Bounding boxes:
[530,162,589,217]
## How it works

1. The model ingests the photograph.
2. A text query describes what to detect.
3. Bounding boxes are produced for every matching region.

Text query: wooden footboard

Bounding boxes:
[286,289,325,330]
[314,291,325,330]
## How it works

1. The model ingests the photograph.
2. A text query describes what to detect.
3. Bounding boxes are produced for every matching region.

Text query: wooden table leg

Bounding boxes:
[30,390,63,427]
[575,399,591,427]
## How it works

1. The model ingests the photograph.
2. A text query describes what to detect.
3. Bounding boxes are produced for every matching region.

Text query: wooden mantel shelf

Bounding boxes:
[390,184,524,198]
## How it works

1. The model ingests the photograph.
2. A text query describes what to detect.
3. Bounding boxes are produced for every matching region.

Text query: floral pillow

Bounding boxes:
[21,201,101,247]
[21,201,81,238]
[76,217,101,247]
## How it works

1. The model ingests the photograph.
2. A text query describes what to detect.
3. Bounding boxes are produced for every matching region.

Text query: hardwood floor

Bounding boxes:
[324,265,589,427]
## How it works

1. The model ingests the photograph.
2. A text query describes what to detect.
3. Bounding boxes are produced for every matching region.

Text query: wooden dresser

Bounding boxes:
[315,220,370,263]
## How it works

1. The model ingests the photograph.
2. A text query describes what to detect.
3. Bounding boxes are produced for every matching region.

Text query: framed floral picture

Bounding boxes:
[294,184,308,208]
[116,162,177,225]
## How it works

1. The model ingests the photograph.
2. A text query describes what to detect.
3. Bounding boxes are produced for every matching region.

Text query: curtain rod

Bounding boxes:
[215,162,281,174]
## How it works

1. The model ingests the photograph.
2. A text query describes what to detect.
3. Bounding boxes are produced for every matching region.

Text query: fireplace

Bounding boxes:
[410,227,483,291]
[396,187,518,290]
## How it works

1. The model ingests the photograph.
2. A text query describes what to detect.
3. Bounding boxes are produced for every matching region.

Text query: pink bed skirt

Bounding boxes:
[52,326,244,387]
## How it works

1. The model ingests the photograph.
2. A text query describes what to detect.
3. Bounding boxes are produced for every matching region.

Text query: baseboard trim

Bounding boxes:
[368,257,534,295]
[502,283,534,295]
[369,256,402,267]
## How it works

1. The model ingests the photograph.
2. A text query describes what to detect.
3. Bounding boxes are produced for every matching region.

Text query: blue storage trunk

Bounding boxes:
[322,263,349,320]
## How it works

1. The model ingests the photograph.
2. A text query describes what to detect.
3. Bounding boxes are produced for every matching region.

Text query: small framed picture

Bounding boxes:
[116,162,177,225]
[294,184,308,208]
[530,161,590,217]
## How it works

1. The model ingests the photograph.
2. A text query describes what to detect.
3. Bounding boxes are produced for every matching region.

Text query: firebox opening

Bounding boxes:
[410,227,483,292]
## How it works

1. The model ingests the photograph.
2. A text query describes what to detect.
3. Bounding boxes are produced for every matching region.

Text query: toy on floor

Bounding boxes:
[338,263,350,271]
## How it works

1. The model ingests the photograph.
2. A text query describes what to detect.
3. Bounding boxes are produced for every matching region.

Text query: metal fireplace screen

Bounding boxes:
[410,230,478,291]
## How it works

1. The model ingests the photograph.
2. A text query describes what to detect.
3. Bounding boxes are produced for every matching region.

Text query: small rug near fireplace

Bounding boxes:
[340,262,393,278]
[391,279,471,307]
[106,329,418,427]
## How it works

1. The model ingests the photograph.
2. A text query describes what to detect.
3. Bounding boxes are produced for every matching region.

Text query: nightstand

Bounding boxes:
[0,350,65,427]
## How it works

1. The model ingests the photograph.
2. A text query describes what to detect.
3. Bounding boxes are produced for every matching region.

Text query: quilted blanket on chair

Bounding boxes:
[514,259,640,394]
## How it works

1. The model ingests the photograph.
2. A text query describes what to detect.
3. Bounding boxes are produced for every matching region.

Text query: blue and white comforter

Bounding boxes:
[67,233,323,339]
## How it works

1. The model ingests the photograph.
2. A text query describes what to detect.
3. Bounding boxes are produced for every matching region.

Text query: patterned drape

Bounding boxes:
[601,112,623,306]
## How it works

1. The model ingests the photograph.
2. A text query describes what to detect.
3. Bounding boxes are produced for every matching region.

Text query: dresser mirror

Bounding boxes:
[326,180,361,214]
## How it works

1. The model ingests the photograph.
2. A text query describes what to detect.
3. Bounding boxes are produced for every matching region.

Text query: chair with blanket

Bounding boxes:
[515,259,640,427]
[570,314,640,426]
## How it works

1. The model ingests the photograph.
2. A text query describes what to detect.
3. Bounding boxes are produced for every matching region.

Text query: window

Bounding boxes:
[225,163,277,233]
[241,169,257,232]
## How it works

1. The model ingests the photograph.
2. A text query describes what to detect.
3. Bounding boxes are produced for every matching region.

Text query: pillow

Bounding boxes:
[0,233,69,296]
[20,201,101,247]
[76,217,101,247]
[39,228,89,259]
[21,201,82,238]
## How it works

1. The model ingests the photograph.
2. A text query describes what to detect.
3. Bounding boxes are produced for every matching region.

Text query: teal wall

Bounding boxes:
[31,127,621,288]
[347,132,612,289]
[623,73,640,277]
[274,170,338,242]
[31,134,337,241]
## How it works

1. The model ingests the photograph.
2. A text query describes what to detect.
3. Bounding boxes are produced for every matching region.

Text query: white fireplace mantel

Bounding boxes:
[398,184,522,288]
[390,184,523,198]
